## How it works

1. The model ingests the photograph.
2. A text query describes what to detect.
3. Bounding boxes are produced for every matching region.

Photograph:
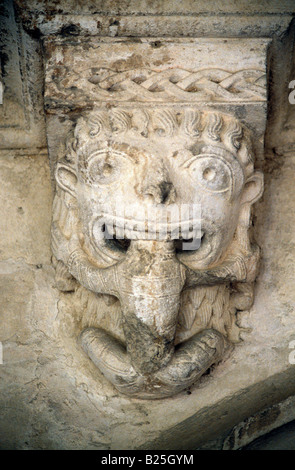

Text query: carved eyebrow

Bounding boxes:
[180,153,230,169]
[86,148,137,164]
[180,155,199,168]
[180,146,244,173]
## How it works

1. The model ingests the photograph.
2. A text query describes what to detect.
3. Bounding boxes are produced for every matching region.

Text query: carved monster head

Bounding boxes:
[52,107,263,398]
[55,108,263,270]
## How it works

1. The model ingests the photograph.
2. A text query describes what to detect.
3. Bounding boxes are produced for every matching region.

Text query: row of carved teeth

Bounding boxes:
[103,224,205,253]
[104,224,204,241]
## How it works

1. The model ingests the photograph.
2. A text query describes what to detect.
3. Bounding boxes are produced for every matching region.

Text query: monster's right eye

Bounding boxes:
[187,154,233,194]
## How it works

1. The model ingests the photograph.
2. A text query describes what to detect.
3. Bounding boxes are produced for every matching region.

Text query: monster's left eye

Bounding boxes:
[189,155,232,193]
[86,150,123,185]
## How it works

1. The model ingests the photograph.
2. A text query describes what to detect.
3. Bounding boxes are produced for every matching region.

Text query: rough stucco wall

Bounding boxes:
[1,0,295,450]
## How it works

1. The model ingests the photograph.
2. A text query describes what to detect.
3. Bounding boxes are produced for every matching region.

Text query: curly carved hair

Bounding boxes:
[63,107,255,178]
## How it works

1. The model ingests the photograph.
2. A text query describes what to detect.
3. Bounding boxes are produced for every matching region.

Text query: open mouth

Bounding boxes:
[99,222,205,253]
[91,214,206,254]
[100,214,201,238]
[104,225,131,252]
[174,231,205,253]
[176,230,214,263]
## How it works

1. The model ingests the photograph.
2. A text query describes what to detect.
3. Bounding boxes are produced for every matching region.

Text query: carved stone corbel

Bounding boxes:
[46,38,267,398]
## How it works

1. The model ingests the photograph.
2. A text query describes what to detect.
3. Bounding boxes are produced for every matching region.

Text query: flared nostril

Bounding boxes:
[140,158,176,204]
[159,181,173,204]
[142,180,176,204]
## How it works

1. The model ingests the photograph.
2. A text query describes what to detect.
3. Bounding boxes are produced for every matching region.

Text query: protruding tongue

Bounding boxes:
[118,240,185,374]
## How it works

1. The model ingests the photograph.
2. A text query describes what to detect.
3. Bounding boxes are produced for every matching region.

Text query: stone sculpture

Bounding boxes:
[51,106,263,399]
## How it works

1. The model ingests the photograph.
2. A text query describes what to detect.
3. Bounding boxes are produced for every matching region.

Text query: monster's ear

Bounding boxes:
[240,171,264,206]
[55,162,77,198]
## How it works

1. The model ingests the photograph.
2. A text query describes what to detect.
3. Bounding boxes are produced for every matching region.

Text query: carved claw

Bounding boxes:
[80,327,229,399]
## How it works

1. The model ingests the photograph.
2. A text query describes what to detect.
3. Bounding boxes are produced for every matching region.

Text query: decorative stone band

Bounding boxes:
[88,68,266,103]
[119,275,187,298]
[44,37,269,108]
[44,37,269,164]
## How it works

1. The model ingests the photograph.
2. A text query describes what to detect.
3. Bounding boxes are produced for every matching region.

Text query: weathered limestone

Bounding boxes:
[47,36,266,398]
[1,0,295,450]
[0,1,46,149]
[0,152,52,265]
[14,0,295,38]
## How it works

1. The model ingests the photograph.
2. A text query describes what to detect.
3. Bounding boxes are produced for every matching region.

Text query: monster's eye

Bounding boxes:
[85,150,124,185]
[89,158,114,182]
[188,155,233,193]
